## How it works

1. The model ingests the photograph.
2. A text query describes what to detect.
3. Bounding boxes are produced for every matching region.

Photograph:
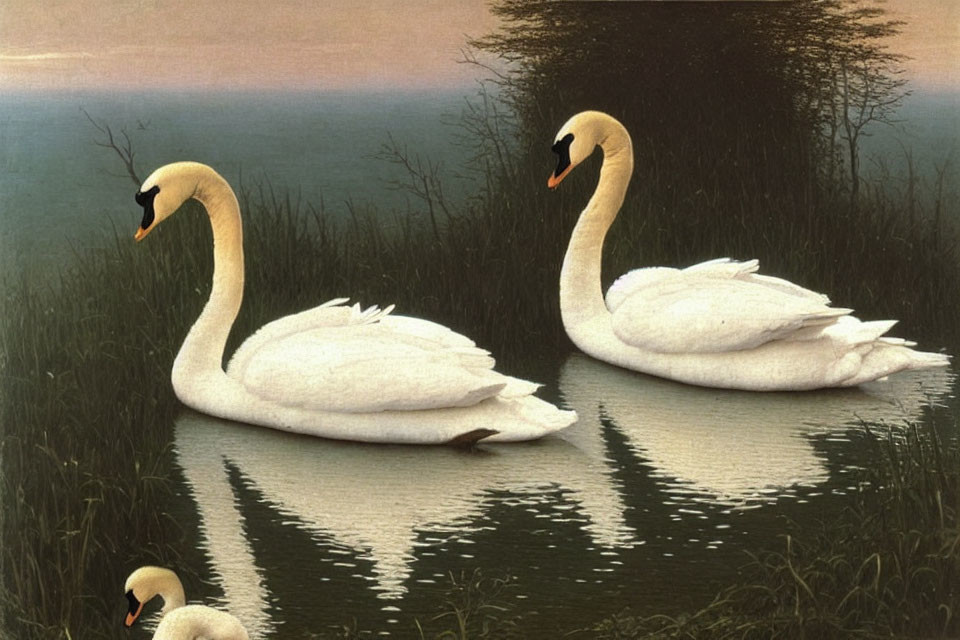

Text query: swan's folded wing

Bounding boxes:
[688,258,829,303]
[377,315,478,349]
[681,257,759,277]
[736,272,831,304]
[605,267,680,312]
[610,277,850,354]
[228,298,382,380]
[234,323,513,413]
[605,258,814,313]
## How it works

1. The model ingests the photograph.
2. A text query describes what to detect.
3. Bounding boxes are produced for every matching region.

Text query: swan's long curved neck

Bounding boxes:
[159,581,187,614]
[559,123,633,337]
[175,171,244,380]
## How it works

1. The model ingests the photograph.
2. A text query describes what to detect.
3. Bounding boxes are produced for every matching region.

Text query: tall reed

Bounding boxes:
[2,76,958,640]
[585,414,959,639]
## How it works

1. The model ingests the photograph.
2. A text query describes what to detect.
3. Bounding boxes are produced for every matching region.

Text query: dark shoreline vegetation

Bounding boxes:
[3,0,960,638]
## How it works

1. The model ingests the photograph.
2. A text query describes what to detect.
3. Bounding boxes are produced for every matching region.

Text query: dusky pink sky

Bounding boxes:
[0,0,956,92]
[0,0,498,91]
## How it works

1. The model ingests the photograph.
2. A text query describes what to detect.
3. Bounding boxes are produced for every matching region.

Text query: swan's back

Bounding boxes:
[224,298,547,413]
[595,259,948,389]
[153,604,248,640]
[605,258,829,314]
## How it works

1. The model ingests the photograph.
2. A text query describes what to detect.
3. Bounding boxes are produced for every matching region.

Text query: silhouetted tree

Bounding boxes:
[469,0,906,212]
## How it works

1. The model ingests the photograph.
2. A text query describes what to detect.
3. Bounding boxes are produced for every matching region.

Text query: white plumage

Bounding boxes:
[134,162,575,443]
[549,111,949,390]
[152,606,248,640]
[123,566,248,640]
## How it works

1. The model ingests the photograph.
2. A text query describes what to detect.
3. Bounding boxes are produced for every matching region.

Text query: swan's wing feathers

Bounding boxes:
[682,258,830,304]
[319,297,351,308]
[237,324,511,412]
[606,267,680,312]
[606,257,756,312]
[683,257,759,277]
[821,317,899,347]
[227,298,359,379]
[606,259,829,313]
[377,314,479,349]
[356,303,395,325]
[227,298,400,380]
[739,273,831,304]
[228,302,540,413]
[611,278,850,354]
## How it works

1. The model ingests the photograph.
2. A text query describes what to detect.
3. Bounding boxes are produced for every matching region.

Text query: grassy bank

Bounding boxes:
[282,415,959,639]
[583,415,960,639]
[2,156,958,638]
[2,83,960,640]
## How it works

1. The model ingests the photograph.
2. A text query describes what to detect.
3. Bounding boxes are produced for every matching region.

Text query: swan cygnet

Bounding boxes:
[548,110,949,391]
[132,162,575,444]
[123,566,248,639]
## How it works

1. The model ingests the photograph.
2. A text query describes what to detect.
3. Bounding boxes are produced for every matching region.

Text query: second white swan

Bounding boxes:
[134,162,575,443]
[123,566,249,640]
[548,110,949,390]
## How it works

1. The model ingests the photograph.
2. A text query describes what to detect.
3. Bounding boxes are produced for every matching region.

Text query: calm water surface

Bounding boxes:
[133,355,955,638]
[1,89,958,281]
[3,89,958,637]
[0,90,475,280]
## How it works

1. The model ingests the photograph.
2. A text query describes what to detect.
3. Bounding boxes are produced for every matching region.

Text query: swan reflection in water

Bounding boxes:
[559,353,954,507]
[172,408,633,633]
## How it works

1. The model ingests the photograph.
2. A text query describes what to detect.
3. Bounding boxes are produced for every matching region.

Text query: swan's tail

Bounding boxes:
[843,342,950,386]
[825,317,897,347]
[902,349,951,370]
[482,395,577,442]
[497,375,542,398]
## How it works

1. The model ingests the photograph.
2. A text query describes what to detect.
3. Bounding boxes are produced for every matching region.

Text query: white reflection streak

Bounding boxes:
[175,426,276,638]
[173,408,633,605]
[559,354,953,506]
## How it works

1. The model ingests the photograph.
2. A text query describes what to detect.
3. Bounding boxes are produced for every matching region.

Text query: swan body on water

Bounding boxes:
[123,566,249,640]
[549,111,949,390]
[133,162,575,443]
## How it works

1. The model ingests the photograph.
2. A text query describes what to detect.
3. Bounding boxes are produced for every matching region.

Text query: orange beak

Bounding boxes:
[124,600,144,627]
[547,164,574,189]
[134,227,149,242]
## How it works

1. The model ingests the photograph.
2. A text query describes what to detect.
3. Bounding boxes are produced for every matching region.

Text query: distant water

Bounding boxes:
[0,90,476,279]
[859,90,960,189]
[1,89,957,282]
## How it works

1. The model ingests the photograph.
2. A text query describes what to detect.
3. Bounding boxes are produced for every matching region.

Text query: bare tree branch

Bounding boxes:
[80,106,142,186]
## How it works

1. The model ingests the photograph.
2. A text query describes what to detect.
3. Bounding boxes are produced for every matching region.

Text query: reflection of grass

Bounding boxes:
[417,569,520,640]
[585,416,960,639]
[1,97,959,638]
[309,569,520,640]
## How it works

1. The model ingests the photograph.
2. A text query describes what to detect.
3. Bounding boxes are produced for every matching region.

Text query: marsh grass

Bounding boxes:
[2,81,959,638]
[303,570,519,640]
[1,207,215,637]
[584,416,960,639]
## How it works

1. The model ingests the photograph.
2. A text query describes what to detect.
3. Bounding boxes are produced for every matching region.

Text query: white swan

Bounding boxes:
[123,566,249,640]
[548,111,950,391]
[133,162,575,443]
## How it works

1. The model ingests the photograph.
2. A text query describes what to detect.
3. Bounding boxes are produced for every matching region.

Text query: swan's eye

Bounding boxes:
[135,185,160,230]
[551,133,575,178]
